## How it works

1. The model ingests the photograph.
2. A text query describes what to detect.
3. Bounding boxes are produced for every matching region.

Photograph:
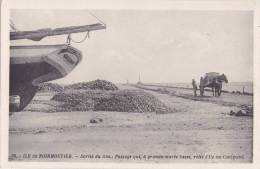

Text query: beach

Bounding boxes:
[9,83,253,162]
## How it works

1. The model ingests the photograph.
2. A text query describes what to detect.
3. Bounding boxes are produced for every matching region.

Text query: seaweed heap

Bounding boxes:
[94,90,173,113]
[38,83,63,92]
[51,89,173,113]
[51,90,95,111]
[65,79,118,91]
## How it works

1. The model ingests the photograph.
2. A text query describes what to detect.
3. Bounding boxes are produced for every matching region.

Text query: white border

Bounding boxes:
[5,0,255,10]
[1,0,259,169]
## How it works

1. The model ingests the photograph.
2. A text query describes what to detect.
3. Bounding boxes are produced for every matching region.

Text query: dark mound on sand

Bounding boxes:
[52,89,173,113]
[51,90,105,112]
[94,90,173,113]
[230,105,253,117]
[65,79,118,91]
[38,83,63,92]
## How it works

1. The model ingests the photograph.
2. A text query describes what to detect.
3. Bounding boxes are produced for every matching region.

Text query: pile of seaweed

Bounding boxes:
[38,83,63,92]
[51,89,173,113]
[65,79,118,91]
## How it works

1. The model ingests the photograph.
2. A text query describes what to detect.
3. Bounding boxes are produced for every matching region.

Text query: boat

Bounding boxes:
[10,23,106,112]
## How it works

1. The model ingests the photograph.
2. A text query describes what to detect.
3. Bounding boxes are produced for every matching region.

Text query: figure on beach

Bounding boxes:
[192,79,197,97]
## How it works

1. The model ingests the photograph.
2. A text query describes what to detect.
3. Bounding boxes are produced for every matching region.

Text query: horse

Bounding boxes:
[199,73,228,97]
[214,74,228,96]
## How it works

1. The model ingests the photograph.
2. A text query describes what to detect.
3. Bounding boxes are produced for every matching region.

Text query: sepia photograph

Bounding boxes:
[7,8,253,163]
[1,0,258,168]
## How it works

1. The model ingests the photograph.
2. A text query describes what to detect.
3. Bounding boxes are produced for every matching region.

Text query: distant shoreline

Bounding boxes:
[133,83,253,95]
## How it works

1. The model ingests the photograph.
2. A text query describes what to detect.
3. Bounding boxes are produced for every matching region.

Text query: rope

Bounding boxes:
[67,31,89,44]
[10,19,18,32]
[87,10,106,26]
[65,11,105,45]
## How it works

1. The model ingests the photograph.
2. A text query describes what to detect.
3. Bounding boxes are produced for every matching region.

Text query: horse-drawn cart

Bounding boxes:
[199,72,228,97]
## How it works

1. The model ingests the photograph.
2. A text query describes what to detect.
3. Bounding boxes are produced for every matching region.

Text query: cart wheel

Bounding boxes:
[10,82,38,112]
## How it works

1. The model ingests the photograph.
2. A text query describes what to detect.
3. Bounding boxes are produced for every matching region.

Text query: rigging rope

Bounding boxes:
[66,11,105,44]
[10,19,18,32]
[67,31,90,45]
[70,31,90,43]
[87,10,106,26]
[64,11,104,45]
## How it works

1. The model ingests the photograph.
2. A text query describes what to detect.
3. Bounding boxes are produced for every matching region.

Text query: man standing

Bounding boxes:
[192,79,197,97]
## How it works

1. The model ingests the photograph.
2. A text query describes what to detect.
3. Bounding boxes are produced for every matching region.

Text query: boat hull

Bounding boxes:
[10,44,82,111]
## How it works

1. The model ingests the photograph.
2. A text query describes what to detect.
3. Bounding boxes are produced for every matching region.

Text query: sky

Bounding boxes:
[11,9,253,84]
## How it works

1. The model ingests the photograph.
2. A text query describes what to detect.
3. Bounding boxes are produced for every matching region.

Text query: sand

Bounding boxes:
[9,84,253,162]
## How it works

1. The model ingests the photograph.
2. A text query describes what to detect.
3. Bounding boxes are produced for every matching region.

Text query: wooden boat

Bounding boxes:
[10,44,82,111]
[10,23,106,112]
